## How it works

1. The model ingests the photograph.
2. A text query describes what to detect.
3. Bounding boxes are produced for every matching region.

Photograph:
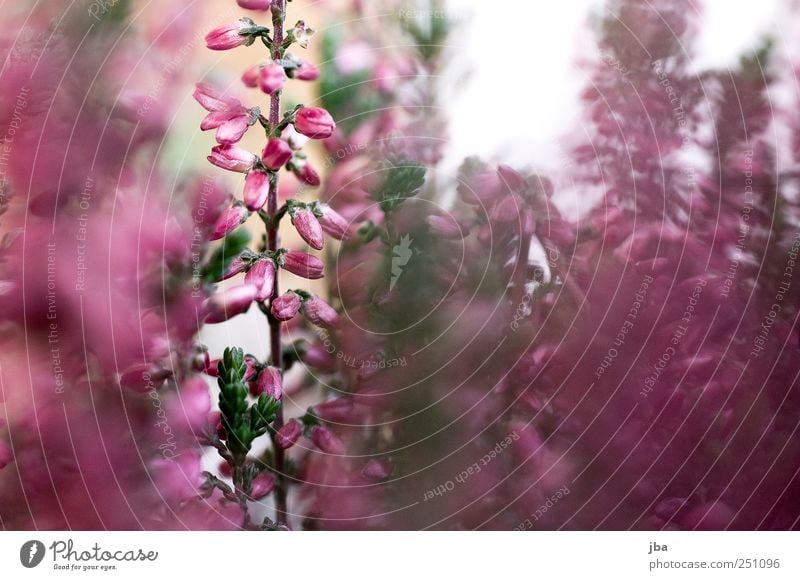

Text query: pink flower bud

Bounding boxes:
[282,250,324,279]
[206,359,220,377]
[193,83,239,112]
[271,290,302,321]
[208,144,256,173]
[202,110,251,145]
[291,207,324,250]
[290,59,320,81]
[244,169,270,211]
[248,473,276,500]
[291,160,321,186]
[250,366,282,399]
[243,356,258,382]
[302,295,339,328]
[303,342,336,372]
[311,426,345,455]
[262,138,293,170]
[275,419,302,449]
[317,204,352,240]
[361,458,393,481]
[237,0,271,10]
[313,397,353,422]
[294,107,336,140]
[259,63,286,95]
[218,255,249,281]
[244,258,276,302]
[0,440,12,470]
[211,204,249,240]
[205,284,257,323]
[242,64,260,88]
[205,20,251,51]
[427,214,465,239]
[176,377,212,434]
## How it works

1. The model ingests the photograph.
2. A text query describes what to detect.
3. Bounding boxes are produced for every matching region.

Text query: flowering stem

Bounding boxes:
[267,0,288,526]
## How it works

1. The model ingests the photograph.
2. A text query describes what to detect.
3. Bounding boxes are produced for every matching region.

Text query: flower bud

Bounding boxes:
[271,290,302,321]
[250,366,282,399]
[244,169,270,211]
[289,58,320,81]
[291,207,324,250]
[282,124,310,150]
[248,473,276,500]
[315,204,351,240]
[208,144,256,173]
[259,62,286,95]
[211,204,249,240]
[262,138,293,170]
[205,20,251,51]
[311,426,345,455]
[244,258,276,302]
[303,342,336,372]
[302,295,339,328]
[313,397,353,422]
[282,250,324,279]
[242,64,260,88]
[361,458,393,481]
[294,107,336,139]
[275,419,302,449]
[290,160,321,186]
[237,0,271,10]
[218,255,248,281]
[205,284,257,323]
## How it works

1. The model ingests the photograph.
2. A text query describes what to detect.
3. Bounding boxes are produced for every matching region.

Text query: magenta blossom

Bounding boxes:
[316,204,352,240]
[195,84,254,144]
[294,106,336,139]
[270,291,302,321]
[311,427,345,455]
[250,366,282,399]
[289,159,321,186]
[289,58,320,81]
[205,284,257,323]
[259,62,286,95]
[275,420,302,449]
[244,169,270,211]
[249,473,276,500]
[237,0,271,10]
[282,250,324,279]
[205,19,253,51]
[302,295,340,328]
[262,138,293,170]
[244,258,276,302]
[211,204,249,241]
[291,207,324,250]
[208,144,257,173]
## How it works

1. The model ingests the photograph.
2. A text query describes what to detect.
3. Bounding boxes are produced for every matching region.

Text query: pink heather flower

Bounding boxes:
[237,0,271,10]
[259,62,286,95]
[427,214,465,239]
[173,377,213,435]
[193,83,239,112]
[361,458,393,481]
[152,453,203,502]
[248,473,276,500]
[291,207,324,250]
[205,19,251,51]
[290,58,320,81]
[302,295,340,328]
[218,255,249,281]
[294,107,336,139]
[205,284,257,323]
[0,440,12,470]
[270,290,302,321]
[208,144,256,173]
[282,250,324,279]
[313,397,353,422]
[317,204,352,240]
[262,138,293,170]
[311,426,345,455]
[302,342,336,372]
[250,366,282,399]
[244,169,269,211]
[241,64,260,88]
[275,419,302,449]
[244,258,276,302]
[195,84,253,144]
[290,159,321,186]
[490,193,525,223]
[211,204,249,240]
[244,169,270,211]
[243,356,258,382]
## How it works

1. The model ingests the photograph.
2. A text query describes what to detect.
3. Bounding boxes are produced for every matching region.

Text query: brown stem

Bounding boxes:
[267,0,288,527]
